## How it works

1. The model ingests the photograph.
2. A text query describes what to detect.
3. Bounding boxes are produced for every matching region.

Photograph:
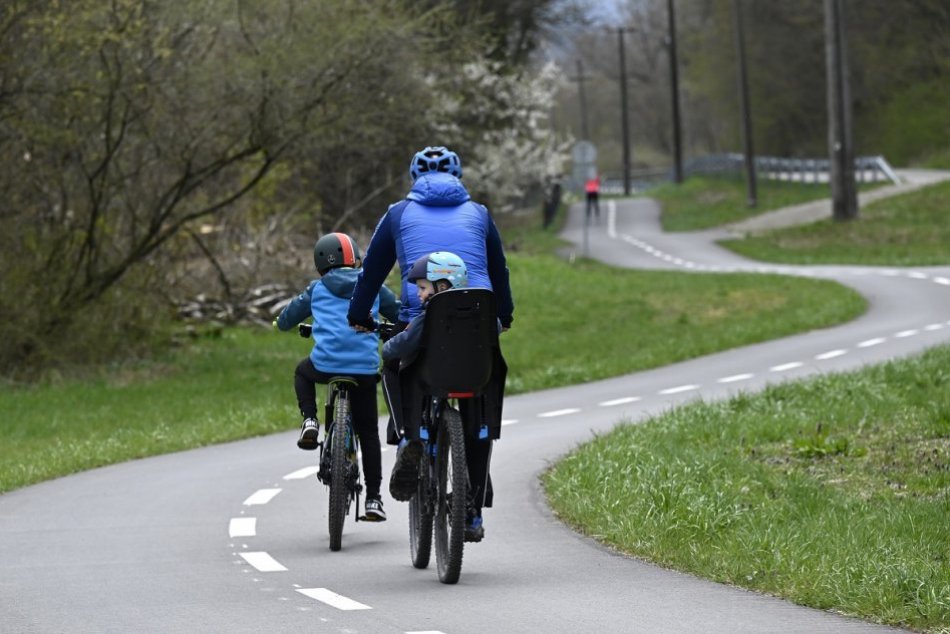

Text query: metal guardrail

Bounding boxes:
[593,154,900,195]
[682,153,901,185]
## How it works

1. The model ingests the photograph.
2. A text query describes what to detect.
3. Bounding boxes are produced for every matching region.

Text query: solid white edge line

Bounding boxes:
[243,488,282,506]
[857,337,886,348]
[240,552,287,572]
[659,384,699,395]
[284,466,319,480]
[538,408,581,418]
[296,588,371,610]
[815,349,847,360]
[770,362,803,372]
[718,373,754,384]
[599,396,642,407]
[229,517,257,538]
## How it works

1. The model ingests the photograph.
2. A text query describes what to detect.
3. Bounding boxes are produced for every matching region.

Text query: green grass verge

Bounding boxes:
[651,175,881,232]
[543,345,950,632]
[719,180,950,266]
[0,203,867,493]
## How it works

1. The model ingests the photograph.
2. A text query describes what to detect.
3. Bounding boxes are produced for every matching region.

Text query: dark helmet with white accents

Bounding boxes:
[407,251,468,289]
[313,232,361,275]
[409,146,462,181]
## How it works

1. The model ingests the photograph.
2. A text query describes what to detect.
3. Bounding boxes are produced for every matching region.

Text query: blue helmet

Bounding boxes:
[409,146,462,180]
[407,252,468,289]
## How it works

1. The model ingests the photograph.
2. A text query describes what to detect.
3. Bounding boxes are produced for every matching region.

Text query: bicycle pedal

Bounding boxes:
[357,514,385,523]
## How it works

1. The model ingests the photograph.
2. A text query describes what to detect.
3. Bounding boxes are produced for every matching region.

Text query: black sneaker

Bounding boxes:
[364,497,387,522]
[297,418,319,450]
[389,439,424,501]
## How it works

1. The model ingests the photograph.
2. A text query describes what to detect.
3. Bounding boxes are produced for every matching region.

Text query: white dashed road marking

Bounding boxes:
[815,349,847,360]
[717,373,754,384]
[895,329,919,338]
[229,518,257,538]
[296,588,371,610]
[501,419,518,426]
[598,396,642,406]
[243,489,282,506]
[240,552,287,572]
[770,362,803,372]
[857,337,886,348]
[538,408,581,418]
[659,384,699,395]
[283,467,319,480]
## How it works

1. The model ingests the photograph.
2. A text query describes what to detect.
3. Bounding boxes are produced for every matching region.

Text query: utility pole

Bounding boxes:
[667,0,683,184]
[732,0,757,207]
[572,59,591,141]
[617,27,633,195]
[824,0,858,220]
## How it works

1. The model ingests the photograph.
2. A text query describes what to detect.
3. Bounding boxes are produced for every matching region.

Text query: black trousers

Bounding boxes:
[294,358,382,499]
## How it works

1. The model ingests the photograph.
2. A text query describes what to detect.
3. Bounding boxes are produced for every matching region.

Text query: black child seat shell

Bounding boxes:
[398,288,508,441]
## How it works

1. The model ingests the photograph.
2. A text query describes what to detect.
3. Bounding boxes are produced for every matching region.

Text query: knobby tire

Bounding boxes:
[409,451,433,569]
[327,394,349,552]
[435,407,467,584]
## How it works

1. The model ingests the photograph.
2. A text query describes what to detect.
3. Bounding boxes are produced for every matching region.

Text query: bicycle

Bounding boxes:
[298,324,378,552]
[389,288,504,584]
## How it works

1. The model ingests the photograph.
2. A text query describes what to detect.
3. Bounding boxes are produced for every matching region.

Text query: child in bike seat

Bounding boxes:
[382,251,495,542]
[275,232,399,522]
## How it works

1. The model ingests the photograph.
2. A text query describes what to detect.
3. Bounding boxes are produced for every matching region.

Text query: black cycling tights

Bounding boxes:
[294,358,382,499]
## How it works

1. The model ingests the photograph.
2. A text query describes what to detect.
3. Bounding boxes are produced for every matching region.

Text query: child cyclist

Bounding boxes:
[275,232,399,522]
[382,251,495,542]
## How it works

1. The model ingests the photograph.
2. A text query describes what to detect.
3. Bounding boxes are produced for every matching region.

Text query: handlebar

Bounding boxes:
[296,321,399,341]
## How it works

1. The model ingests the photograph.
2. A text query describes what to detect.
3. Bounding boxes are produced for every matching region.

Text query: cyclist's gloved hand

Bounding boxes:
[348,314,376,332]
[272,319,279,331]
[298,323,312,338]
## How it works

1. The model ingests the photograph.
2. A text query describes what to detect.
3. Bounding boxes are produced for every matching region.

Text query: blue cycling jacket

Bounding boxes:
[277,267,399,375]
[348,172,514,326]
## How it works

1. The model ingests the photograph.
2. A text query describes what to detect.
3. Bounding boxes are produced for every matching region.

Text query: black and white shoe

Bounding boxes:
[297,418,320,450]
[364,497,387,522]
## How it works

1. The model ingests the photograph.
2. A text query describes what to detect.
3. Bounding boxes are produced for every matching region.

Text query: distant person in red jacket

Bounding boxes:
[585,174,601,223]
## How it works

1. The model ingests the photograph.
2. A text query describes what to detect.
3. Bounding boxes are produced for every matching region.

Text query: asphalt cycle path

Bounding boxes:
[3,195,948,633]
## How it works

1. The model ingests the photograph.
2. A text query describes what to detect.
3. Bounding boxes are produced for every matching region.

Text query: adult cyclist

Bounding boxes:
[347,146,513,541]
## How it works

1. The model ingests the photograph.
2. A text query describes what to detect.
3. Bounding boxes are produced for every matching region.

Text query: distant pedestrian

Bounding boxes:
[585,174,601,223]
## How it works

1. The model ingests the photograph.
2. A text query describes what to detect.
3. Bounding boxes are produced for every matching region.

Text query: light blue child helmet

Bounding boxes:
[407,251,468,289]
[409,146,462,180]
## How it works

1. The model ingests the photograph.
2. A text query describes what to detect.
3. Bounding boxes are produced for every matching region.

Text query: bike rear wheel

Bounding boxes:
[409,453,433,569]
[327,394,349,552]
[434,407,467,584]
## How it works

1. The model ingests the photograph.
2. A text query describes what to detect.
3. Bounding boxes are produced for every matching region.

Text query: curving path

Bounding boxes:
[2,195,948,633]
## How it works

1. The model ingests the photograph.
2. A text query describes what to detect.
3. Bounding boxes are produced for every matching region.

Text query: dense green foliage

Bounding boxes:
[721,180,950,265]
[544,344,950,632]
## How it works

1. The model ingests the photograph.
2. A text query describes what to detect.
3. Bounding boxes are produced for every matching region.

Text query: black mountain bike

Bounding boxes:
[298,324,370,552]
[318,375,363,552]
[398,288,502,584]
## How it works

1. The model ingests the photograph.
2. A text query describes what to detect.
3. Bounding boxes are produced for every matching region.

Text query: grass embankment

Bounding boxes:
[0,208,866,493]
[544,345,950,632]
[720,179,950,266]
[651,176,848,232]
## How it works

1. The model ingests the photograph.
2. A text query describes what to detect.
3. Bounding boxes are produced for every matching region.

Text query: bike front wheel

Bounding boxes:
[434,407,467,584]
[327,397,350,551]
